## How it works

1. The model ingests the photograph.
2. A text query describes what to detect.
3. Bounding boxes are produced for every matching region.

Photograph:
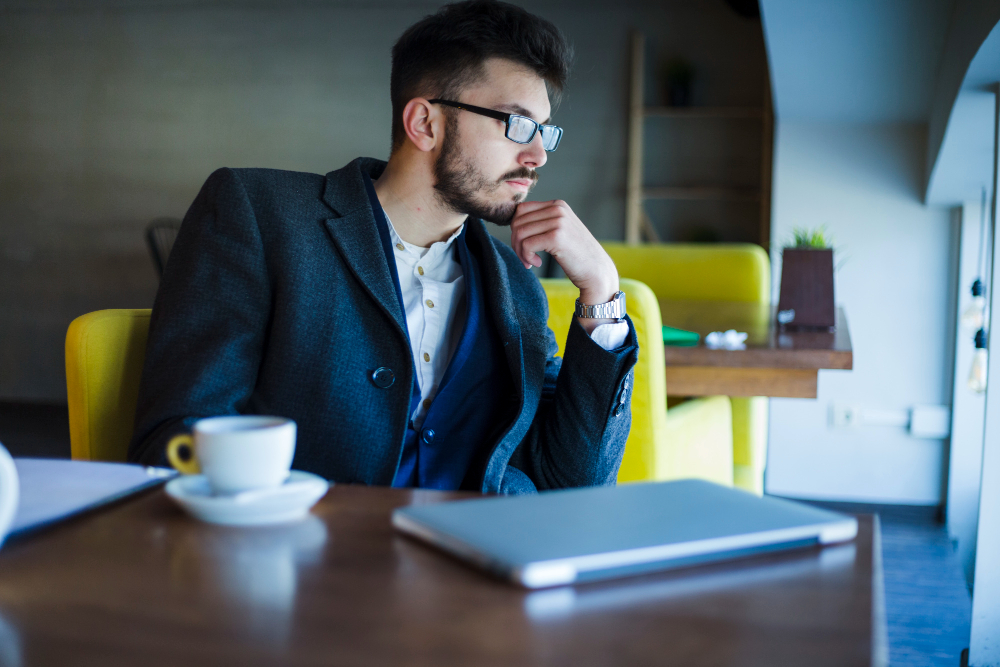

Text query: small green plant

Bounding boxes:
[787,226,832,249]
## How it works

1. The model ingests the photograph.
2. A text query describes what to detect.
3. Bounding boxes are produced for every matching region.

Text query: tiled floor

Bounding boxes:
[797,501,972,667]
[881,517,972,666]
[0,402,976,665]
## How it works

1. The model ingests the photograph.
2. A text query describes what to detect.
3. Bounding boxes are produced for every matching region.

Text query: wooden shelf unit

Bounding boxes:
[625,32,774,246]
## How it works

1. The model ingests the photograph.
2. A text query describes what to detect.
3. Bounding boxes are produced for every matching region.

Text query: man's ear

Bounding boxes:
[401,98,441,152]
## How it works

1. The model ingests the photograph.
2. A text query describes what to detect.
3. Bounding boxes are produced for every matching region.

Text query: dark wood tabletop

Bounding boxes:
[0,484,884,667]
[659,300,853,398]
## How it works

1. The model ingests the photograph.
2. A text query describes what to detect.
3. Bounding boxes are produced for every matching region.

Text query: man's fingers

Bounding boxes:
[511,208,564,230]
[520,230,558,267]
[510,211,557,258]
[514,199,558,215]
[511,218,561,267]
[512,200,573,228]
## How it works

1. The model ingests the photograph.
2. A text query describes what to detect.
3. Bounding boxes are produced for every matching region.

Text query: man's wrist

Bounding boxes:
[578,281,619,307]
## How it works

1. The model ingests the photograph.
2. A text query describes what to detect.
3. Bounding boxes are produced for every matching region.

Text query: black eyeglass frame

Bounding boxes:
[428,99,563,152]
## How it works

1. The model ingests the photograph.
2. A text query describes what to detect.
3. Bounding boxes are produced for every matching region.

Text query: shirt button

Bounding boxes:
[423,352,430,362]
[426,299,434,308]
[421,428,435,444]
[422,398,432,410]
[417,266,424,276]
[395,243,405,251]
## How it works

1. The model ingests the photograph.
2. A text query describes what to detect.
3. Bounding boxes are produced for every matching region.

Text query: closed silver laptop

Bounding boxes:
[392,479,857,588]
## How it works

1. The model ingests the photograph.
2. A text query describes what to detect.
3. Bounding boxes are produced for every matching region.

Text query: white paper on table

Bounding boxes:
[704,330,748,350]
[8,458,176,539]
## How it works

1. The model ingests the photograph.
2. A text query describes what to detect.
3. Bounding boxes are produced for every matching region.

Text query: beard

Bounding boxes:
[433,116,538,226]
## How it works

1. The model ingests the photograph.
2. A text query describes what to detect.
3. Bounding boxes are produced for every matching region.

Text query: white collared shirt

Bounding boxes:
[384,216,628,428]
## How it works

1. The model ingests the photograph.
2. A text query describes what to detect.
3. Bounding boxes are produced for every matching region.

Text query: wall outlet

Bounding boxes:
[828,402,950,437]
[830,403,860,428]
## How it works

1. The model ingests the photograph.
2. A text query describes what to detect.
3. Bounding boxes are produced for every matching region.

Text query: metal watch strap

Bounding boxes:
[575,290,626,320]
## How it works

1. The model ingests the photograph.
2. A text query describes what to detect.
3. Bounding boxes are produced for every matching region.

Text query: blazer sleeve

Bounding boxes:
[507,313,639,491]
[128,168,272,465]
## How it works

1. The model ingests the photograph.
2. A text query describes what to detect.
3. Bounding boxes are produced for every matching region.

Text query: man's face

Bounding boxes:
[433,58,552,225]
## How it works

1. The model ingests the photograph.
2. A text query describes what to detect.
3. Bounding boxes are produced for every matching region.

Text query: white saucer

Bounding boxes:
[165,471,330,526]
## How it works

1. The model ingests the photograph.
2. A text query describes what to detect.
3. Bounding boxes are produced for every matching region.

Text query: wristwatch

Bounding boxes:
[575,290,626,320]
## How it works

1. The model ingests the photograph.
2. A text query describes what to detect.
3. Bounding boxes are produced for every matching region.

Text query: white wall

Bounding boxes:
[765,122,955,504]
[761,0,954,124]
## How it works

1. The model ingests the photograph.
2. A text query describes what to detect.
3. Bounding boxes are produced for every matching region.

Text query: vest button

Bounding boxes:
[371,367,395,388]
[421,428,435,444]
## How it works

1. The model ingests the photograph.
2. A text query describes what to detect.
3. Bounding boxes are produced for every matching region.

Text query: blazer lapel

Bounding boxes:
[321,158,407,337]
[467,220,525,396]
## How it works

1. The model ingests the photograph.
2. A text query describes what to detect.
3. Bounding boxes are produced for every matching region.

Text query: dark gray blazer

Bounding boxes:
[129,158,638,494]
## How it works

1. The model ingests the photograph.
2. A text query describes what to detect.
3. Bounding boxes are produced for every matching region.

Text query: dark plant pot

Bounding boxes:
[777,248,835,329]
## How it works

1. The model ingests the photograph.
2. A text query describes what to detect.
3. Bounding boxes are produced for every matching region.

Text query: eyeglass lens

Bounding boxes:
[506,115,562,151]
[507,116,537,143]
[539,125,562,151]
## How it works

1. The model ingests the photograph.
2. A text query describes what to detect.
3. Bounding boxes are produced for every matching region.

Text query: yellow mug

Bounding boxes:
[164,416,297,494]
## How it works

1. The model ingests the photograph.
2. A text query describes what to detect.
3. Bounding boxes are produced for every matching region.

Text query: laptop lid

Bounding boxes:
[392,479,857,588]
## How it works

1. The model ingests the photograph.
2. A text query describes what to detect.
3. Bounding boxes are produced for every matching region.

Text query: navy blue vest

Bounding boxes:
[363,176,513,490]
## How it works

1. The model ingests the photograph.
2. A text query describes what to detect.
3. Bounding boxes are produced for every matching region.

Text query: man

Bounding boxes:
[129,0,638,495]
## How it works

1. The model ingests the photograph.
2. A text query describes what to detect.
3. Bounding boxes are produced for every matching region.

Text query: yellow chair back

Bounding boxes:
[601,243,770,303]
[601,242,771,494]
[539,278,666,483]
[65,309,151,462]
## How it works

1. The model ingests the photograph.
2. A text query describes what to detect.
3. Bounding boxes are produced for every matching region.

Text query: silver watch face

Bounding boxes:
[611,290,626,318]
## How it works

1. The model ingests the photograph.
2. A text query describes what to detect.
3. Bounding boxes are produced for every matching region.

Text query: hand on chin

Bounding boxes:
[509,200,619,305]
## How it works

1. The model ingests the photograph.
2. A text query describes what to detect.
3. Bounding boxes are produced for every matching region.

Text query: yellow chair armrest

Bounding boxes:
[661,395,734,486]
[731,396,768,495]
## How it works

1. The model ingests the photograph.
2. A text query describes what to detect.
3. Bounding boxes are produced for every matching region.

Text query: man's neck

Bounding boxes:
[373,156,467,247]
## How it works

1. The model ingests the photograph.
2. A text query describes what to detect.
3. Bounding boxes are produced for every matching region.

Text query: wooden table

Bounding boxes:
[660,300,854,398]
[0,485,885,666]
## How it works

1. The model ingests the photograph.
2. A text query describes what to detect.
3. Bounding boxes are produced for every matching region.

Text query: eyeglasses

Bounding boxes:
[428,99,563,152]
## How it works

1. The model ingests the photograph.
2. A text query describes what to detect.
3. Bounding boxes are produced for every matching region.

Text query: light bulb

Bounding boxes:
[961,296,986,332]
[961,280,987,333]
[969,328,988,393]
[970,349,988,393]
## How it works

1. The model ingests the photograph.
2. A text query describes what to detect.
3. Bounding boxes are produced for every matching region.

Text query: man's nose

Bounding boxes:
[519,132,548,169]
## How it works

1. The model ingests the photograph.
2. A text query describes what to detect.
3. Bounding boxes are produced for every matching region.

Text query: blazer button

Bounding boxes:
[371,367,395,388]
[421,428,435,444]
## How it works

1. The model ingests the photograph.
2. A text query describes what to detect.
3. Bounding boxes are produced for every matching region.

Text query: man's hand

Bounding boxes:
[510,200,620,333]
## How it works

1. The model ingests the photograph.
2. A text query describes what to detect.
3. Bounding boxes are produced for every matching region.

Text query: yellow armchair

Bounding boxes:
[540,278,732,485]
[601,243,771,494]
[65,309,151,462]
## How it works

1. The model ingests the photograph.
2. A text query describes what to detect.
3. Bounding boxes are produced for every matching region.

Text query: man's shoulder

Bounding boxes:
[200,166,346,217]
[208,167,327,194]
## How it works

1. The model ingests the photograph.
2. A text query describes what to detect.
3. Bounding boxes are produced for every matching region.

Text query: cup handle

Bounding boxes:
[166,434,200,475]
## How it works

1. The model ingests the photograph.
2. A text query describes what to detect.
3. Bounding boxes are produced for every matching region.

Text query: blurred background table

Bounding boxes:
[660,300,853,398]
[0,484,883,666]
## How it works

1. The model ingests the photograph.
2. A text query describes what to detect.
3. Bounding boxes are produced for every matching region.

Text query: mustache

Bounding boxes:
[498,167,538,186]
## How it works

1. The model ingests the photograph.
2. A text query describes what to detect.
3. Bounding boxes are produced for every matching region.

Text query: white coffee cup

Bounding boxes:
[167,416,296,495]
[0,443,19,548]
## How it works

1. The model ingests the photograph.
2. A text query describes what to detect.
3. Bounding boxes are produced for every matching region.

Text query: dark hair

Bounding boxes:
[389,0,572,151]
